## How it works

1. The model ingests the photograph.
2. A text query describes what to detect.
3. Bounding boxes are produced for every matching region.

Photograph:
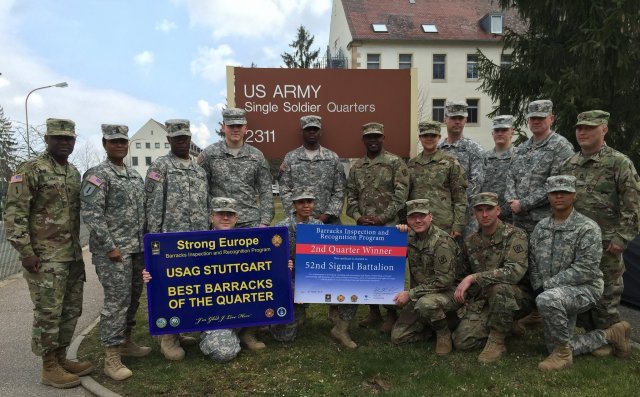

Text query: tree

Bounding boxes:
[70,139,103,175]
[477,0,640,166]
[0,106,18,201]
[281,25,320,68]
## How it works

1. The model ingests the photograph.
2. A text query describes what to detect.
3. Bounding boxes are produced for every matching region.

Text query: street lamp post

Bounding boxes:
[25,82,69,158]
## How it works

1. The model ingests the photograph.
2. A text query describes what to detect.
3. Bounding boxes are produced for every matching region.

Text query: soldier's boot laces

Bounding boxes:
[435,327,452,356]
[54,347,94,376]
[478,330,507,364]
[358,307,383,328]
[538,343,572,371]
[120,334,152,357]
[104,346,133,381]
[591,344,613,357]
[605,321,631,358]
[160,334,186,360]
[380,310,398,334]
[327,305,340,325]
[517,310,543,329]
[239,327,267,351]
[178,333,199,346]
[41,351,80,389]
[330,318,357,349]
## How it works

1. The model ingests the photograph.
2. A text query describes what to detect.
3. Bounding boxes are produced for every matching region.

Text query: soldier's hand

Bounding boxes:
[107,248,123,262]
[509,200,522,214]
[356,216,371,225]
[22,256,41,273]
[258,224,269,228]
[288,260,294,270]
[454,274,476,304]
[369,216,383,226]
[607,242,624,255]
[317,214,330,224]
[393,291,410,307]
[450,231,462,239]
[396,224,408,233]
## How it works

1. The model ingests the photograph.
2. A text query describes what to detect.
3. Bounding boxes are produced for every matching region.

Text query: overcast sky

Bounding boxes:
[0,0,332,149]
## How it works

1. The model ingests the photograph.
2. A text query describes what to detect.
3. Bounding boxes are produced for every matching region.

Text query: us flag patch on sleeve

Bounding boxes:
[10,174,23,183]
[87,175,103,187]
[147,171,162,182]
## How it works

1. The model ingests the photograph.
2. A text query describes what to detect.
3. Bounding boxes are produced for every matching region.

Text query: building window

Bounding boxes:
[165,142,170,148]
[367,54,380,69]
[132,157,138,166]
[433,54,445,80]
[467,99,479,123]
[500,54,512,68]
[155,142,160,149]
[466,54,479,79]
[422,24,438,33]
[491,15,503,34]
[135,142,141,149]
[432,99,446,122]
[145,142,151,149]
[371,24,388,33]
[398,54,412,69]
[145,157,152,166]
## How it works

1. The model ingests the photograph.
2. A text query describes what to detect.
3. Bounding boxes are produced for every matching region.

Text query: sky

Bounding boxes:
[0,0,333,150]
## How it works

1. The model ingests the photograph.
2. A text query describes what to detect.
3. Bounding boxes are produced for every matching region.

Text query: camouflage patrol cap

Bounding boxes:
[472,192,499,207]
[546,175,576,193]
[300,115,322,129]
[418,121,442,136]
[362,122,384,135]
[527,100,553,118]
[222,108,247,125]
[164,119,191,137]
[445,101,468,117]
[46,118,76,137]
[493,115,514,129]
[406,199,431,215]
[101,124,129,140]
[211,197,238,214]
[291,188,315,202]
[575,110,610,127]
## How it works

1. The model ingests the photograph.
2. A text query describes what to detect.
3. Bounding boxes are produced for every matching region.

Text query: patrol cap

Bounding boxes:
[492,115,514,129]
[291,188,315,202]
[445,101,468,117]
[46,118,76,137]
[165,119,191,137]
[211,197,238,214]
[101,124,129,140]
[222,108,247,125]
[418,121,442,136]
[472,192,499,207]
[406,199,430,215]
[527,100,553,118]
[300,115,322,129]
[575,110,610,127]
[546,175,576,193]
[362,122,384,136]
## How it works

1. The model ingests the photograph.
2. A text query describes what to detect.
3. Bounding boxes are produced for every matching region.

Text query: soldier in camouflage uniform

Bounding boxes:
[438,101,485,238]
[558,110,640,356]
[346,122,410,332]
[505,100,574,234]
[145,119,209,360]
[391,199,460,356]
[199,108,274,228]
[408,121,468,237]
[5,118,93,389]
[80,124,149,381]
[453,192,534,363]
[481,115,516,222]
[529,175,630,371]
[278,115,346,224]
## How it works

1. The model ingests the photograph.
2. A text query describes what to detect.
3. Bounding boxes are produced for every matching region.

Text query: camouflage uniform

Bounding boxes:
[482,146,515,221]
[199,329,241,363]
[5,121,84,356]
[81,138,146,348]
[438,137,485,198]
[452,220,533,350]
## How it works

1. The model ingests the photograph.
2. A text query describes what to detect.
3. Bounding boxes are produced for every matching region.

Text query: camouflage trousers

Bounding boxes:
[269,304,306,342]
[200,329,241,363]
[94,253,145,346]
[391,291,460,345]
[331,304,357,321]
[537,285,606,355]
[579,248,624,330]
[452,283,534,351]
[463,208,479,239]
[24,259,86,356]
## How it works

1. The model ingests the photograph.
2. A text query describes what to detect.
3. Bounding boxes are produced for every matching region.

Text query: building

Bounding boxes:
[328,0,523,149]
[126,118,203,176]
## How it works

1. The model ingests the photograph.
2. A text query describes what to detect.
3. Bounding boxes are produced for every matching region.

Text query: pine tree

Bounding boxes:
[0,106,18,204]
[281,25,320,68]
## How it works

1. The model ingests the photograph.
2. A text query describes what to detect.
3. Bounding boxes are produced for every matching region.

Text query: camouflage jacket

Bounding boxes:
[505,132,574,222]
[346,151,409,226]
[481,146,515,219]
[559,145,640,248]
[407,224,459,299]
[200,141,274,226]
[460,220,529,289]
[4,152,82,262]
[529,209,603,292]
[438,137,485,197]
[276,214,323,261]
[80,160,145,254]
[145,152,209,233]
[278,145,346,217]
[408,150,468,234]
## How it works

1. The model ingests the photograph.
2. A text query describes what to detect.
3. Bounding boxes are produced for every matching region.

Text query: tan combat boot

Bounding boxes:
[591,344,613,357]
[54,347,94,376]
[178,333,199,346]
[517,310,543,329]
[434,327,452,356]
[538,343,573,371]
[120,331,152,357]
[159,334,185,360]
[330,318,357,349]
[380,309,398,334]
[104,346,133,381]
[41,351,81,389]
[604,321,631,358]
[478,330,507,364]
[239,327,266,351]
[358,305,383,328]
[511,320,526,337]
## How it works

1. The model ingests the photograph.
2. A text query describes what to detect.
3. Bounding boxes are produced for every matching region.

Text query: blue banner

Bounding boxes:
[144,227,292,335]
[294,224,407,305]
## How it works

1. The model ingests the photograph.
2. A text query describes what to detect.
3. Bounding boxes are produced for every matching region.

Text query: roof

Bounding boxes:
[341,0,524,42]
